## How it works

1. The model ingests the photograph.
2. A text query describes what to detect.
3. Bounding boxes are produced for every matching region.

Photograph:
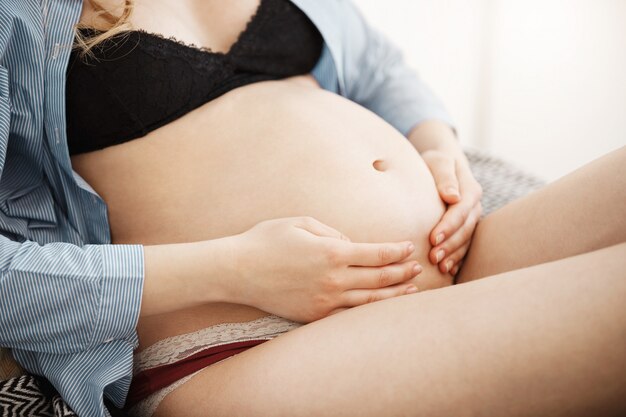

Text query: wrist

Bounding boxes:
[193,235,244,305]
[141,236,242,316]
[408,120,460,155]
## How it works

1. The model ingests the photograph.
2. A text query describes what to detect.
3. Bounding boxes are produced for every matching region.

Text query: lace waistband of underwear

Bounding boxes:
[134,314,302,374]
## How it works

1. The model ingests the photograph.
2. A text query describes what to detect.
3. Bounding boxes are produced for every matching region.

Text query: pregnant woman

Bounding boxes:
[0,1,624,417]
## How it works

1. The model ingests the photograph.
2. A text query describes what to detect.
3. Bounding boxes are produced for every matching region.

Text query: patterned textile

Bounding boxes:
[0,376,76,417]
[0,148,545,416]
[465,148,546,216]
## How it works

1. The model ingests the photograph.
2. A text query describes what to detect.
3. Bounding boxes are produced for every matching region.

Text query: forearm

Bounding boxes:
[141,236,239,317]
[0,234,238,352]
[0,239,145,352]
[407,120,463,158]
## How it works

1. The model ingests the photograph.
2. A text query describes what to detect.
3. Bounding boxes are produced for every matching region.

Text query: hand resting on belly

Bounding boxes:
[70,75,452,348]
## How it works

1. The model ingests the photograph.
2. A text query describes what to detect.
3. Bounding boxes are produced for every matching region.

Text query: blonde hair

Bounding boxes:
[74,0,134,56]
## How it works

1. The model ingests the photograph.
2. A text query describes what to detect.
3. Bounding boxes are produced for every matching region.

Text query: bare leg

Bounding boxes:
[156,244,626,417]
[457,146,626,282]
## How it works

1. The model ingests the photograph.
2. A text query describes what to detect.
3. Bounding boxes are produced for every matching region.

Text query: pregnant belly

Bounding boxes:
[71,76,449,350]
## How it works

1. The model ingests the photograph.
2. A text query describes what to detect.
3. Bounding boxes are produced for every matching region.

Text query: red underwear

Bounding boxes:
[125,339,269,409]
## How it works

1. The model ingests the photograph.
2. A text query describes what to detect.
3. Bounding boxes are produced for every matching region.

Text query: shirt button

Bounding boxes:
[51,43,60,60]
[104,338,114,343]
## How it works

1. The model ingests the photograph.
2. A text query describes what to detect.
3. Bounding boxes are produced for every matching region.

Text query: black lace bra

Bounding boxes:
[65,0,323,155]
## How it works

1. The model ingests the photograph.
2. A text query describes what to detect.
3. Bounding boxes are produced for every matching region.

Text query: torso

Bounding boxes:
[71,0,451,351]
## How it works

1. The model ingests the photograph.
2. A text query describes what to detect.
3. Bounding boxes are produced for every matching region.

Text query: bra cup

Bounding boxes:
[65,0,323,155]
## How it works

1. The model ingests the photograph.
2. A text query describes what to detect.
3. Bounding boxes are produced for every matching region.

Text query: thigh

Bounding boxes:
[155,244,626,417]
[458,146,626,282]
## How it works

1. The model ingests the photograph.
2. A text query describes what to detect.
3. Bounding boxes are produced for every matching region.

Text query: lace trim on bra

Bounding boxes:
[66,0,324,155]
[129,31,234,75]
[131,29,220,56]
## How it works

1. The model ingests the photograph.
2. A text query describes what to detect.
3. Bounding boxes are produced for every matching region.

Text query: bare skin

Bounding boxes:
[155,149,626,416]
[74,2,625,415]
[74,0,452,350]
[458,145,626,282]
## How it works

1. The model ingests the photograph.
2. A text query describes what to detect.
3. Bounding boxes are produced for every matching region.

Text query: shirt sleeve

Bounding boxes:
[0,235,145,354]
[339,0,456,137]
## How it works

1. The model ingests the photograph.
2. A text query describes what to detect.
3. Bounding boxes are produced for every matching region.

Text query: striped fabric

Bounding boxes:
[0,1,454,416]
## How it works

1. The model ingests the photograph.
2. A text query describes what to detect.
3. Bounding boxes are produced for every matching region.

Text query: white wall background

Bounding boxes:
[352,0,626,181]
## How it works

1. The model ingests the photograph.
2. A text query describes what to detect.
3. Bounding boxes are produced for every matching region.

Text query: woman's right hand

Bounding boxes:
[227,216,422,323]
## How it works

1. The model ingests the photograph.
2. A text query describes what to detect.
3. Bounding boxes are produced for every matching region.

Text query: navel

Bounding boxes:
[372,159,388,172]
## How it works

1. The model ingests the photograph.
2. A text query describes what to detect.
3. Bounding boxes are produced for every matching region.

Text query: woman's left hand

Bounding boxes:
[421,149,483,276]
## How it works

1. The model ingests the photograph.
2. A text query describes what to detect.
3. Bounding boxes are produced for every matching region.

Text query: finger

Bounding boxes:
[429,170,482,247]
[430,203,481,264]
[426,155,460,204]
[429,183,481,247]
[327,307,349,317]
[341,282,419,307]
[342,260,422,290]
[456,164,483,211]
[458,164,483,202]
[295,216,351,241]
[450,260,463,277]
[429,201,472,249]
[340,241,415,267]
[440,242,471,274]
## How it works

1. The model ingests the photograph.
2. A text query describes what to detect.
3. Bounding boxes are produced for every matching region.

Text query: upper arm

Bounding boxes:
[339,1,455,136]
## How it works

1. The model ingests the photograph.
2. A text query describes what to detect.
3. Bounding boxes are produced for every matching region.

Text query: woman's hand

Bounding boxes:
[228,216,423,323]
[407,120,483,276]
[421,150,482,275]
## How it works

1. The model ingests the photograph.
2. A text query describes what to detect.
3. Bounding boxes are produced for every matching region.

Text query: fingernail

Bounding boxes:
[407,243,415,253]
[405,285,419,294]
[435,233,445,245]
[436,249,445,263]
[450,265,459,275]
[412,264,422,275]
[445,187,460,197]
[445,260,454,273]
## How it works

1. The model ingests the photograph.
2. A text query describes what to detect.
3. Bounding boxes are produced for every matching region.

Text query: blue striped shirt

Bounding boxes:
[0,1,452,415]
